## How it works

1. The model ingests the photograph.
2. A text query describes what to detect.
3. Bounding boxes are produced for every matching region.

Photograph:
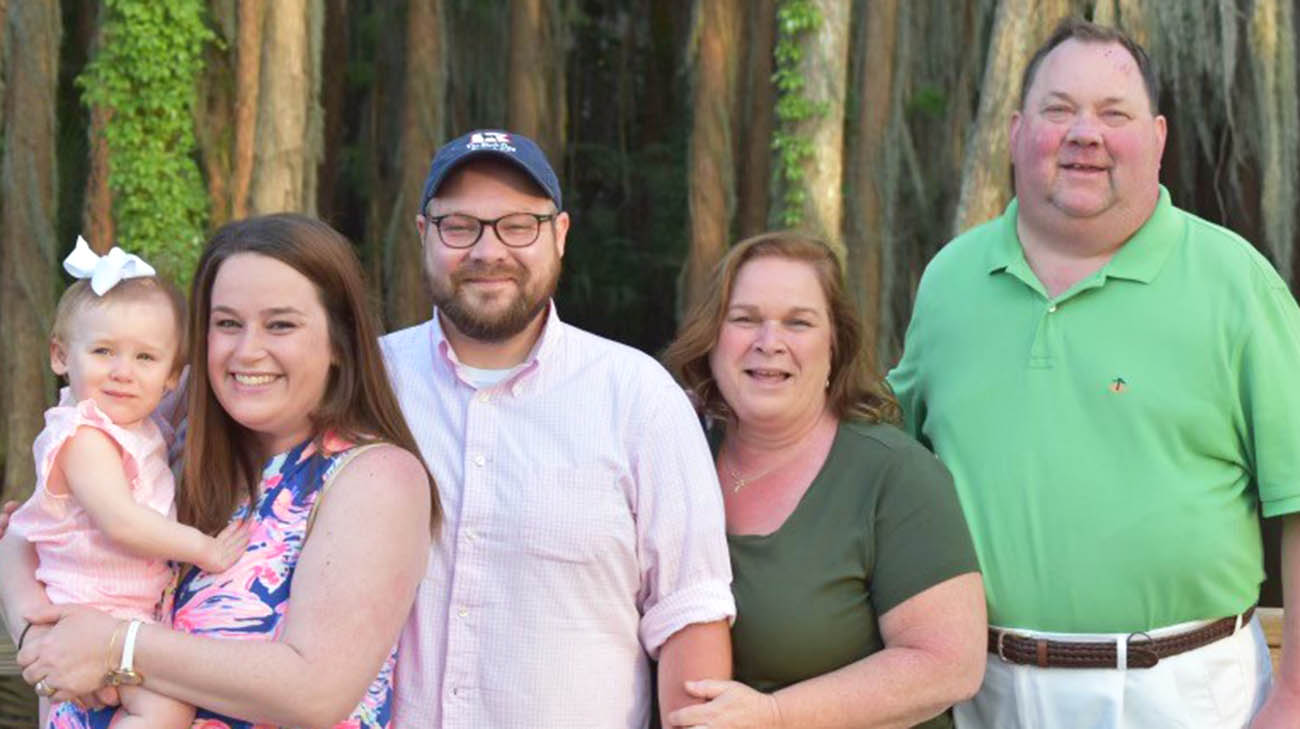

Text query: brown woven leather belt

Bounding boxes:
[988,606,1255,669]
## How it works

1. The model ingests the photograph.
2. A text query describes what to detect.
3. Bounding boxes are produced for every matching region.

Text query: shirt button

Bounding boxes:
[1048,304,1058,313]
[472,454,486,467]
[458,607,469,618]
[476,391,491,403]
[451,687,461,697]
[465,530,477,542]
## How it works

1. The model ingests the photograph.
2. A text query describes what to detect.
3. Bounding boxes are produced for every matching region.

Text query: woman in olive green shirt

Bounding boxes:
[663,232,985,729]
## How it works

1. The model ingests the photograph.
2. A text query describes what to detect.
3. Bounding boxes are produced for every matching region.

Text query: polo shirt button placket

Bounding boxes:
[1029,300,1058,368]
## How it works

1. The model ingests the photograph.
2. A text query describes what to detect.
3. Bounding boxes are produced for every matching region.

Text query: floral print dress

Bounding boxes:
[48,434,396,729]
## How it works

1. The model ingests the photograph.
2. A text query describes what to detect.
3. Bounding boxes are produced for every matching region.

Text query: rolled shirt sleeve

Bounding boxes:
[632,385,736,658]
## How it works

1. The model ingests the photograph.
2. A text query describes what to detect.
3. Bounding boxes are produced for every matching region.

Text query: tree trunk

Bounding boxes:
[231,0,265,219]
[383,0,446,329]
[0,0,8,502]
[1251,0,1298,286]
[81,2,115,250]
[1093,0,1115,23]
[680,0,742,315]
[0,0,60,501]
[357,1,405,308]
[447,0,509,135]
[507,0,567,166]
[195,0,236,229]
[249,0,322,214]
[845,0,897,370]
[736,0,776,239]
[318,0,349,219]
[1115,0,1148,47]
[1093,0,1146,46]
[953,0,1071,234]
[0,0,8,136]
[84,105,115,250]
[774,0,851,259]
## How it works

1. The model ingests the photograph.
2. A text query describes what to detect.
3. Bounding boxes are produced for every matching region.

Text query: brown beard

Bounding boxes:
[434,258,558,342]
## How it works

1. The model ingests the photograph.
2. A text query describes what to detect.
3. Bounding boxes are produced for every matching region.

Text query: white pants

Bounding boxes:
[955,614,1272,729]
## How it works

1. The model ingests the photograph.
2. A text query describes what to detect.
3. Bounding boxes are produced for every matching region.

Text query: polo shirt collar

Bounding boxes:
[1099,186,1180,283]
[985,198,1028,276]
[986,186,1181,286]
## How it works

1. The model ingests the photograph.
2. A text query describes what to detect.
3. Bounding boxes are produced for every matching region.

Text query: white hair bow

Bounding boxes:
[63,236,157,295]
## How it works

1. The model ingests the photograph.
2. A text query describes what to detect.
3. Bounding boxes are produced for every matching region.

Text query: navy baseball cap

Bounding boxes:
[419,130,562,214]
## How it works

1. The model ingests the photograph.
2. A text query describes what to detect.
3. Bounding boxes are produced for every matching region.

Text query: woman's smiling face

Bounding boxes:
[206,253,334,455]
[708,256,834,431]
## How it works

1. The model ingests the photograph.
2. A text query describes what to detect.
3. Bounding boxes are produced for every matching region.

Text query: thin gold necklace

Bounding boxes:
[721,446,799,493]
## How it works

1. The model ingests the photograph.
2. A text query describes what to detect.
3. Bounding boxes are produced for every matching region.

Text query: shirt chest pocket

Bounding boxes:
[517,465,635,564]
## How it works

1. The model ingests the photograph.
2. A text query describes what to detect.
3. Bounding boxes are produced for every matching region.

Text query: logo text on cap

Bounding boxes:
[467,132,516,153]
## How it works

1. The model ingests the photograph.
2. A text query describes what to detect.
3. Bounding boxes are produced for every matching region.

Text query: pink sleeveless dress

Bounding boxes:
[9,389,175,622]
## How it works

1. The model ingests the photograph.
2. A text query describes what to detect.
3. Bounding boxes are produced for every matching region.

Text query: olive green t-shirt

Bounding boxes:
[728,420,979,729]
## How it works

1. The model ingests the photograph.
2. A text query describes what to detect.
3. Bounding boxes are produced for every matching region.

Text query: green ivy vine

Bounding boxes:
[78,0,213,287]
[771,0,827,227]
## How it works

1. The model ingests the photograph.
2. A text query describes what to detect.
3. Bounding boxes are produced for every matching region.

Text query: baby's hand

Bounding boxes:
[196,520,251,573]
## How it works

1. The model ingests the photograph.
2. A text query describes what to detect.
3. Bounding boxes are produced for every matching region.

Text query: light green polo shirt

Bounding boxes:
[889,187,1300,632]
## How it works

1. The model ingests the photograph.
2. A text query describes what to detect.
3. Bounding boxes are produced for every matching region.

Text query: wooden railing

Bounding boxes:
[0,633,15,677]
[0,610,1287,687]
[0,631,34,729]
[1260,607,1284,673]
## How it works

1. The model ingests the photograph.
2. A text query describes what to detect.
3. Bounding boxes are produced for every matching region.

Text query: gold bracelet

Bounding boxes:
[105,621,126,678]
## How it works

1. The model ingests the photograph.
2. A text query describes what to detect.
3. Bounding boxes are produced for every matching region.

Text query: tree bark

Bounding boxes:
[0,0,60,501]
[84,105,115,250]
[736,0,776,239]
[507,0,567,166]
[249,0,323,214]
[680,0,742,315]
[357,1,405,307]
[383,0,445,329]
[1093,0,1116,24]
[195,0,236,229]
[778,0,851,259]
[231,0,264,219]
[845,0,897,370]
[1094,0,1147,46]
[953,0,1071,234]
[318,0,349,218]
[0,0,8,136]
[1115,0,1148,47]
[1251,0,1298,286]
[78,1,114,249]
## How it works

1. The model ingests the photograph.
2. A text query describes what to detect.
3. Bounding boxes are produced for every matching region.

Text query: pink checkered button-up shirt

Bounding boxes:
[381,305,735,729]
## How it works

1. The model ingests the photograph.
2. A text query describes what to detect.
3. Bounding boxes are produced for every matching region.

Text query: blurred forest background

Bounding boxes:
[2,0,1299,569]
[0,0,1298,721]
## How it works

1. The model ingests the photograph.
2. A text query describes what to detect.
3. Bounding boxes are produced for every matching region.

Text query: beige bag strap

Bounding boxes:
[304,442,387,542]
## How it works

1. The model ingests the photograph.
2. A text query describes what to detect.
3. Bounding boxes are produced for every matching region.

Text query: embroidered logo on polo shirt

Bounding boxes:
[1109,377,1127,393]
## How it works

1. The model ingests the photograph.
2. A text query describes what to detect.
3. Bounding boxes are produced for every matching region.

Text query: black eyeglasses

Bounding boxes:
[427,212,558,249]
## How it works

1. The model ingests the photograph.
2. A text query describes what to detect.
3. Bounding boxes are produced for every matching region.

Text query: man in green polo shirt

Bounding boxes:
[889,19,1300,729]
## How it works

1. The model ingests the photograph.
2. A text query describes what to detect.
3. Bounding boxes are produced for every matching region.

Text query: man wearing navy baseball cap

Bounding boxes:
[380,130,735,729]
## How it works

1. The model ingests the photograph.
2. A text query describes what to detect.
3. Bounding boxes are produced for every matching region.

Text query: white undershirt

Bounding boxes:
[457,364,519,389]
